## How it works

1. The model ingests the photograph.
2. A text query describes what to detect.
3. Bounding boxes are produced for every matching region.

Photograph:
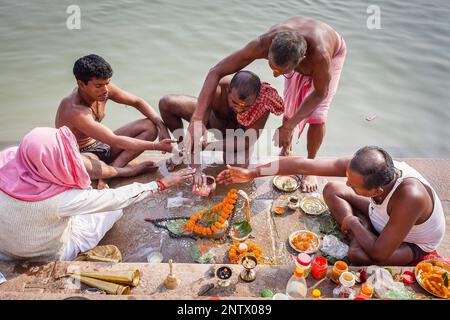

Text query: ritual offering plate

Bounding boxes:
[299,196,328,215]
[289,230,321,254]
[415,260,450,299]
[272,175,300,192]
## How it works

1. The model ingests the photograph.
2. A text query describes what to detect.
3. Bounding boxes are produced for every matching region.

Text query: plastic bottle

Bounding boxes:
[294,253,312,278]
[286,267,308,299]
[332,271,356,299]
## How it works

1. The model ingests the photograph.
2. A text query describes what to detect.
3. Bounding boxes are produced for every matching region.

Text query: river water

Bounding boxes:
[0,0,449,158]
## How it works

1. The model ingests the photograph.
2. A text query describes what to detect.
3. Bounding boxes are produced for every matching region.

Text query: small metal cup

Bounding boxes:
[216,266,232,288]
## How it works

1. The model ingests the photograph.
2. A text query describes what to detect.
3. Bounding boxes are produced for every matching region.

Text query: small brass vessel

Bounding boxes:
[240,255,257,282]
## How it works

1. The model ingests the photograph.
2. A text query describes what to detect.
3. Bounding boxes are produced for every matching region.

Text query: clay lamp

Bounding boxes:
[287,196,300,210]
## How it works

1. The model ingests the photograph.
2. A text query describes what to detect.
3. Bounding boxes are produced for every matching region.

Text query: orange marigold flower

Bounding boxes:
[214,221,222,229]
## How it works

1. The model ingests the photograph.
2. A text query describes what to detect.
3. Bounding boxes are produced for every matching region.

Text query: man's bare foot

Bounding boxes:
[131,161,158,176]
[300,175,318,193]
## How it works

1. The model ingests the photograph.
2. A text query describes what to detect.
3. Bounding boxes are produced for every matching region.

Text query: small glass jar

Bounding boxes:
[331,261,348,284]
[333,272,356,299]
[311,256,328,280]
[359,282,374,299]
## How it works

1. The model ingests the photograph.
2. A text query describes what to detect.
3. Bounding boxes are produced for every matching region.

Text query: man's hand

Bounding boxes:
[157,123,172,142]
[273,123,293,148]
[193,170,207,189]
[341,215,359,235]
[160,168,196,189]
[185,119,207,155]
[153,139,177,153]
[216,165,254,184]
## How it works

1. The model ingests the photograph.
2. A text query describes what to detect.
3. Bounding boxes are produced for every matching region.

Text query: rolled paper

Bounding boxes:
[69,270,140,287]
[70,274,131,295]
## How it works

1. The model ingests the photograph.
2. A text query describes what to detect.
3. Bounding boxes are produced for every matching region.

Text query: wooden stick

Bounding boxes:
[310,277,328,291]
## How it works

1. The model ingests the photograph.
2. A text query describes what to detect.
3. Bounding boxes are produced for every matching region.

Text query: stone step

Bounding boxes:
[0,260,424,300]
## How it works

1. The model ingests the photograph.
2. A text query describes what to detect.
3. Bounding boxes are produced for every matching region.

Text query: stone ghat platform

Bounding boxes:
[0,155,448,299]
[0,261,432,300]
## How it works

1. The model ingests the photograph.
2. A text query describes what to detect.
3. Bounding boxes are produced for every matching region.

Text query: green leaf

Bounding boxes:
[166,219,191,236]
[260,289,274,298]
[233,220,252,237]
[443,272,449,287]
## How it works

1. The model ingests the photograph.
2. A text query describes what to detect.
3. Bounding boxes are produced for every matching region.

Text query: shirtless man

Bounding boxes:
[56,54,174,184]
[187,17,347,192]
[159,70,283,166]
[217,146,446,266]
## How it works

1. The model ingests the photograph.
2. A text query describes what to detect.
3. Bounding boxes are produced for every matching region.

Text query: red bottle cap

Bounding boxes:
[296,253,311,266]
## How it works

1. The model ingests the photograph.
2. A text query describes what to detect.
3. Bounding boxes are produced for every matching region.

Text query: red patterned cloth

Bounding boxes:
[422,251,450,264]
[236,82,284,127]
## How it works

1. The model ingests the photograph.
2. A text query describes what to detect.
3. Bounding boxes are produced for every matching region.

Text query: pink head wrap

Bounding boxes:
[0,126,91,202]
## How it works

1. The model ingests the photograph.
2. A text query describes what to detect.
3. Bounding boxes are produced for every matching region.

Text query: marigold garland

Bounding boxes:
[228,242,262,264]
[183,189,238,237]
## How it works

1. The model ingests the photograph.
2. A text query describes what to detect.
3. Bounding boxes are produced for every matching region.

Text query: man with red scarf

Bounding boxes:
[159,70,284,166]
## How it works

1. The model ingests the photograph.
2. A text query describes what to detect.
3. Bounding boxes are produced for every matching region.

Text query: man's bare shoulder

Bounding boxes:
[57,93,92,124]
[390,179,429,217]
[395,178,429,201]
[312,50,332,69]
